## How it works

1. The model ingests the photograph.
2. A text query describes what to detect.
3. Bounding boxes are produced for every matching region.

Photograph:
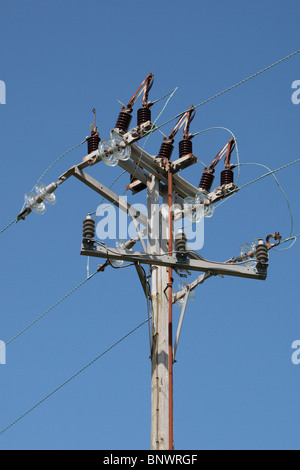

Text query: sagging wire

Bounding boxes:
[273,233,300,251]
[93,240,257,268]
[237,162,294,240]
[212,159,300,251]
[95,241,136,269]
[180,157,299,255]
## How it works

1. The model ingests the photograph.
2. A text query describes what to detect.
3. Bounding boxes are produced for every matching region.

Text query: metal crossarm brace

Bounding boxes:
[80,244,268,280]
[72,167,148,228]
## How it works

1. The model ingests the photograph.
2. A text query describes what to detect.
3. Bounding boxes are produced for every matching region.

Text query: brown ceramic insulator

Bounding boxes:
[137,107,151,126]
[220,169,234,186]
[157,141,174,160]
[179,139,193,158]
[87,135,100,154]
[198,172,215,192]
[115,112,132,133]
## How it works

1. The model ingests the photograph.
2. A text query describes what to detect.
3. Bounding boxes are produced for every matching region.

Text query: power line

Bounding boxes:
[0,270,99,353]
[0,217,17,235]
[277,234,300,250]
[237,162,294,237]
[0,139,87,235]
[0,316,151,437]
[235,158,300,192]
[215,158,300,207]
[215,160,295,238]
[144,48,300,137]
[281,234,300,243]
[20,138,87,212]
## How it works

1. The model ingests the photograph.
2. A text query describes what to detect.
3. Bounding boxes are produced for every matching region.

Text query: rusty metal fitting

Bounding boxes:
[266,232,282,248]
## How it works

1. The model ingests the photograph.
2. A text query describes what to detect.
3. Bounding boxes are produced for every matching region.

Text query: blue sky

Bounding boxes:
[0,0,300,450]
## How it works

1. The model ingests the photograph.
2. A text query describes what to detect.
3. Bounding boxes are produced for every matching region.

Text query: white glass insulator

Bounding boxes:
[24,192,46,215]
[100,139,119,167]
[34,183,56,205]
[111,132,131,161]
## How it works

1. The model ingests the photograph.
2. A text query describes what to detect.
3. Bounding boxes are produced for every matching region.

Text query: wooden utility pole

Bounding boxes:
[148,176,174,450]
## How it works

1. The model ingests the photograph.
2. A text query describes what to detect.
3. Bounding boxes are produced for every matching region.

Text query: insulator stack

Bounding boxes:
[87,135,100,154]
[179,139,193,158]
[198,172,214,193]
[157,141,174,160]
[83,214,95,241]
[115,112,132,133]
[221,169,234,186]
[175,231,187,259]
[255,240,269,264]
[137,107,151,126]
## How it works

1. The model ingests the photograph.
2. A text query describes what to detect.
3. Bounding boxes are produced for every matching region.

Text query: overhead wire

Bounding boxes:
[0,270,99,354]
[276,233,300,250]
[182,157,300,242]
[0,139,87,235]
[0,316,151,437]
[1,49,299,235]
[235,162,294,237]
[0,217,18,235]
[143,48,300,139]
[0,50,299,438]
[20,138,88,213]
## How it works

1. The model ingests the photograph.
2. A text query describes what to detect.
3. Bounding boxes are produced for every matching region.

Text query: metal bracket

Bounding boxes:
[80,244,268,281]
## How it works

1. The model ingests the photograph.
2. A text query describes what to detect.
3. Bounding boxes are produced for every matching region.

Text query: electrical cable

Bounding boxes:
[2,49,299,234]
[0,139,87,235]
[0,316,151,437]
[214,158,300,218]
[143,49,300,139]
[0,270,99,354]
[95,241,252,267]
[150,87,178,107]
[0,217,18,235]
[276,233,300,250]
[20,138,87,213]
[236,162,294,237]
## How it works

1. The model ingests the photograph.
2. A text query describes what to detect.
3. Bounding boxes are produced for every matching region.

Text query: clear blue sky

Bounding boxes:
[0,0,300,450]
